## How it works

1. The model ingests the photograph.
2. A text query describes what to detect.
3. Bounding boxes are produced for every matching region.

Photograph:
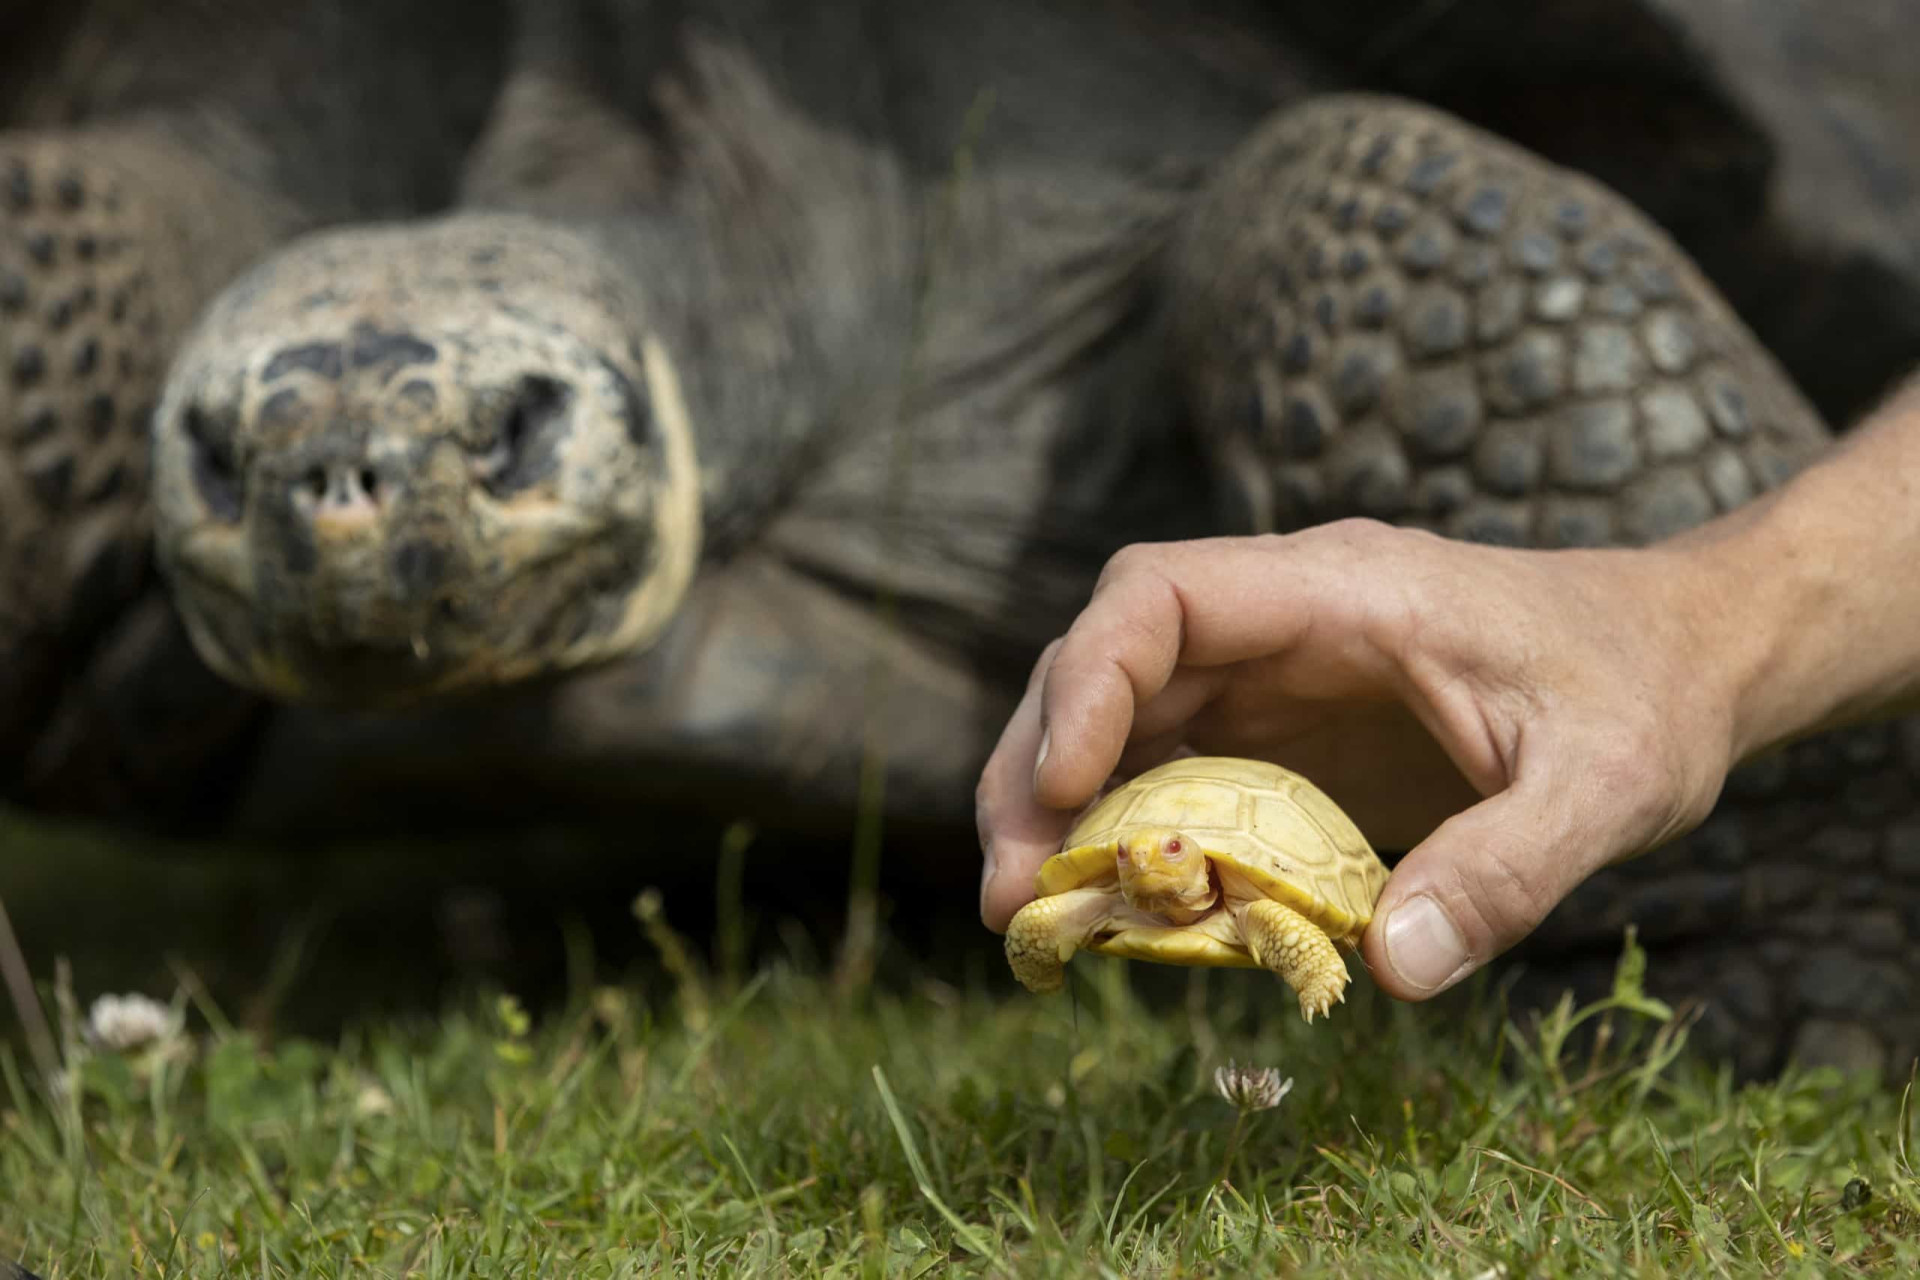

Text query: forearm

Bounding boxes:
[1675,373,1920,760]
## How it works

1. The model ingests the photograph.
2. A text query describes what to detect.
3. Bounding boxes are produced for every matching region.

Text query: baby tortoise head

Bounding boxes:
[1113,827,1218,923]
[152,214,700,706]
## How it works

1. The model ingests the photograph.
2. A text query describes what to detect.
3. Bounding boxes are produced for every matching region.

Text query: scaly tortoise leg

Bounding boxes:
[1166,93,1830,549]
[1004,888,1117,993]
[1168,93,1920,1075]
[1,129,283,766]
[1237,899,1350,1023]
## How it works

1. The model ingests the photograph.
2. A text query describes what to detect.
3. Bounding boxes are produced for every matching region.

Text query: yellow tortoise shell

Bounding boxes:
[1034,756,1391,969]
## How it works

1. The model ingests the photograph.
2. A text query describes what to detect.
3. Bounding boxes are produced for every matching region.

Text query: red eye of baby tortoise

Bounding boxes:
[1166,839,1183,854]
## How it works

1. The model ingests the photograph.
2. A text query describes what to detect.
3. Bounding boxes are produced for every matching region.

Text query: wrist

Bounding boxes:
[1670,385,1920,762]
[1670,485,1834,763]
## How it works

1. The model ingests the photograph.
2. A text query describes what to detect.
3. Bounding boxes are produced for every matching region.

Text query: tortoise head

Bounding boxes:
[151,214,701,707]
[1114,827,1217,921]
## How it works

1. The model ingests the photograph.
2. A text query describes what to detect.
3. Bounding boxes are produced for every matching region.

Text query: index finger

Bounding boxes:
[1033,533,1356,810]
[977,640,1080,931]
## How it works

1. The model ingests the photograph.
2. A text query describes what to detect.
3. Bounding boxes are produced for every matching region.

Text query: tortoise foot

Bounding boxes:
[1241,898,1349,1023]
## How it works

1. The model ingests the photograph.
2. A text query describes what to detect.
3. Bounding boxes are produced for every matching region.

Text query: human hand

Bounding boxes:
[975,518,1754,1000]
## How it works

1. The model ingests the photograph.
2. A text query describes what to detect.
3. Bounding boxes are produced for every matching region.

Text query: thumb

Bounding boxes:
[977,641,1076,932]
[1359,778,1606,1001]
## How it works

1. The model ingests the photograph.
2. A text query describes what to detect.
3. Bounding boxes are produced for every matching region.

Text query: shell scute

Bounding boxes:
[1041,756,1390,947]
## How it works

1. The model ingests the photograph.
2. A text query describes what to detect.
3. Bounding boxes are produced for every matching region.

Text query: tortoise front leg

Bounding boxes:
[1004,889,1118,993]
[1237,899,1350,1022]
[1,127,286,766]
[1165,95,1830,547]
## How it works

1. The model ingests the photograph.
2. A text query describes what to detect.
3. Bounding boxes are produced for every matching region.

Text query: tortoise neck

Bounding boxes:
[453,27,925,555]
[582,206,892,557]
[524,117,917,559]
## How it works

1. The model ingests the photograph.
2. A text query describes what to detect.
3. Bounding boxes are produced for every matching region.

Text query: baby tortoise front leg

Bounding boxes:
[1235,899,1350,1022]
[1004,888,1116,993]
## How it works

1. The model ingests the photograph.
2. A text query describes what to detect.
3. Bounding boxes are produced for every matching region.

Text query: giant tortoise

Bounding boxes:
[2,0,1918,1076]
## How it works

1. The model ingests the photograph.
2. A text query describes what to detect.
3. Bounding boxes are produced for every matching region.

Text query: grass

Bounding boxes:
[2,893,1918,1278]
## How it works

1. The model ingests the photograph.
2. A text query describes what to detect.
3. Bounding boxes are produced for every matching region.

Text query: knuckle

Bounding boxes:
[1586,718,1699,843]
[1026,636,1066,690]
[1309,515,1421,561]
[1455,840,1558,943]
[1097,541,1160,586]
[1071,577,1183,692]
[1322,515,1395,543]
[1588,726,1663,793]
[1301,516,1431,586]
[1303,519,1435,655]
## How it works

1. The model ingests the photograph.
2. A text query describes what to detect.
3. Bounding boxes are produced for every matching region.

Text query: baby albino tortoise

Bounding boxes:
[1005,757,1391,1021]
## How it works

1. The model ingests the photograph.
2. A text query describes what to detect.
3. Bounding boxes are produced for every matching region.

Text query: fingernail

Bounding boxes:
[1033,727,1051,786]
[1382,895,1471,994]
[977,802,998,920]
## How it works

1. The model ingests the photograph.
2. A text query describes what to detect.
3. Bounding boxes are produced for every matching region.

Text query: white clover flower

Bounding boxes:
[1213,1062,1294,1111]
[82,993,184,1053]
[354,1082,396,1119]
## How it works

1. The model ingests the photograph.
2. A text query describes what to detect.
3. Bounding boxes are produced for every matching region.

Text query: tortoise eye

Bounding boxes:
[1166,839,1183,855]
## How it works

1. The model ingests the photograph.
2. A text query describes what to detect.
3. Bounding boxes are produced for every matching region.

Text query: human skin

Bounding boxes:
[975,376,1920,1001]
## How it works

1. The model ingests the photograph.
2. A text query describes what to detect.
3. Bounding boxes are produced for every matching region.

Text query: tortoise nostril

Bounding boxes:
[295,460,387,519]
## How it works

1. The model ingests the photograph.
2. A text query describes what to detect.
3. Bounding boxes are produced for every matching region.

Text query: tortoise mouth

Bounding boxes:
[1098,867,1228,936]
[268,634,461,704]
[1118,862,1225,921]
[166,519,657,707]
